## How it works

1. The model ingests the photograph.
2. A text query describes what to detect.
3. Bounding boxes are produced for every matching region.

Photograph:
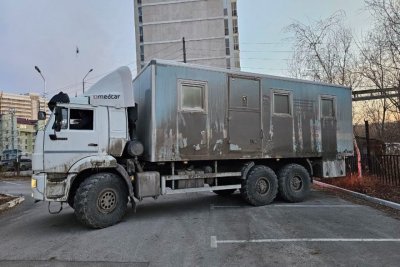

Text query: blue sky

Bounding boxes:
[0,0,371,97]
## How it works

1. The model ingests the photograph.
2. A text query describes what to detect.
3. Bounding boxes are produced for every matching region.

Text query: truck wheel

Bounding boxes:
[67,195,74,209]
[213,189,236,196]
[74,173,128,228]
[240,165,278,206]
[278,164,311,202]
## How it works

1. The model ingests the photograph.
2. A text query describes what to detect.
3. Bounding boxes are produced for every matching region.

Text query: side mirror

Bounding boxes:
[54,107,63,132]
[38,111,46,120]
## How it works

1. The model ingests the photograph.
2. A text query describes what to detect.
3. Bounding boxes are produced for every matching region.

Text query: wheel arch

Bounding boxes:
[67,156,134,206]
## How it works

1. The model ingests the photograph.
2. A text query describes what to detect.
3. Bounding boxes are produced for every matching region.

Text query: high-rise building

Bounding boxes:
[0,91,46,120]
[134,0,240,71]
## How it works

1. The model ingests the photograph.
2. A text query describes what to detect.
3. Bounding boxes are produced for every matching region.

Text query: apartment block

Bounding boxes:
[134,0,240,71]
[0,91,47,159]
[0,91,46,120]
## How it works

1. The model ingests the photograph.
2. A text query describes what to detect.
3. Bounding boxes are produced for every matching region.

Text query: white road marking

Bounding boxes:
[211,205,243,209]
[272,204,359,208]
[210,236,400,248]
[210,236,217,248]
[0,181,21,186]
[210,204,359,209]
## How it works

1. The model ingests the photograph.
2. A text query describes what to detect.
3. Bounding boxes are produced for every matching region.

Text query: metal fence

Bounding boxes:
[345,154,400,186]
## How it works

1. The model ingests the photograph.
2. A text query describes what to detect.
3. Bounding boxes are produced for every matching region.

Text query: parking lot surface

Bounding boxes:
[0,180,399,266]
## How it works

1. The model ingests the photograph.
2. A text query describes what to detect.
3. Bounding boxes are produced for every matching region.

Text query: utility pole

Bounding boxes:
[9,108,15,152]
[182,37,186,63]
[9,108,19,174]
[365,120,371,171]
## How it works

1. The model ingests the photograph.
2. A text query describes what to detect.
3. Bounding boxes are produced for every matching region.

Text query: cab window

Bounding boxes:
[69,109,94,130]
[52,107,68,130]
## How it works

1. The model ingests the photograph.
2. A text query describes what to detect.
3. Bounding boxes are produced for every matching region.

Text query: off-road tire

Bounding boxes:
[240,165,278,206]
[74,172,128,228]
[213,189,236,196]
[67,180,80,209]
[67,195,74,209]
[278,164,311,203]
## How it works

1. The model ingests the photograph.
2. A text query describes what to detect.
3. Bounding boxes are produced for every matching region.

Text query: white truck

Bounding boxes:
[32,60,353,228]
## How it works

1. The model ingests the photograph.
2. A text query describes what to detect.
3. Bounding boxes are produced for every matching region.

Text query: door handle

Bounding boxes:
[49,134,67,141]
[88,143,98,147]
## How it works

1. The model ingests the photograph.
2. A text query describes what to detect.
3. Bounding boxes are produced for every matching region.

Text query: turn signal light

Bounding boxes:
[31,179,37,188]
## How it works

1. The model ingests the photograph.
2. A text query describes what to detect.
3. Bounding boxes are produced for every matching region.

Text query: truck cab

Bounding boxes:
[32,67,139,228]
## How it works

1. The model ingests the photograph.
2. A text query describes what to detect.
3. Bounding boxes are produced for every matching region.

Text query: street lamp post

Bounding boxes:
[34,66,46,97]
[83,68,93,94]
[34,66,46,113]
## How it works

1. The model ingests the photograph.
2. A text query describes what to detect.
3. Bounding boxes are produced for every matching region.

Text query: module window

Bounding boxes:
[179,80,207,112]
[273,92,291,115]
[321,97,335,118]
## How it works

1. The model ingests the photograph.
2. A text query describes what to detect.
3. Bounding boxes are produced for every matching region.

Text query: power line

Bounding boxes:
[145,42,181,60]
[241,66,289,71]
[241,41,293,45]
[186,50,290,61]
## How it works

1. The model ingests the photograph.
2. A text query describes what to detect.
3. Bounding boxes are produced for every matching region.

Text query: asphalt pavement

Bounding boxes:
[0,178,399,267]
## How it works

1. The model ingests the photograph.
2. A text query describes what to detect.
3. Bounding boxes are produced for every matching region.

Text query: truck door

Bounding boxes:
[43,106,103,173]
[228,76,262,154]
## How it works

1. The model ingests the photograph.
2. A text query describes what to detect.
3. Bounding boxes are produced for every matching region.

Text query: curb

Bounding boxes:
[0,193,25,211]
[1,170,32,177]
[314,180,400,211]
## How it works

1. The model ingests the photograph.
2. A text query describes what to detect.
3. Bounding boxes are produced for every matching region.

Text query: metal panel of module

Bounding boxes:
[133,60,353,162]
[133,66,154,161]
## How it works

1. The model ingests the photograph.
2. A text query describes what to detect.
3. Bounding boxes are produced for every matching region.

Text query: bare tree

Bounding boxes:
[286,12,363,176]
[362,0,400,112]
[286,11,359,87]
[357,31,392,137]
[353,0,400,141]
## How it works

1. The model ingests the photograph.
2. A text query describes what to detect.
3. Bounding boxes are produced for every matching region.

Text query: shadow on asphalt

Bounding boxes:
[26,208,88,232]
[123,191,320,221]
[23,190,325,230]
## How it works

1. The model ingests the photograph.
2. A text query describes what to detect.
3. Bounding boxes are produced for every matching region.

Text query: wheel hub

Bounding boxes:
[97,189,117,214]
[290,176,303,191]
[256,178,270,195]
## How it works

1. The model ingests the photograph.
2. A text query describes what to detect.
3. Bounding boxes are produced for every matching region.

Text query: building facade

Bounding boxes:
[0,92,47,160]
[134,0,240,71]
[0,113,39,160]
[0,91,46,120]
[0,113,18,159]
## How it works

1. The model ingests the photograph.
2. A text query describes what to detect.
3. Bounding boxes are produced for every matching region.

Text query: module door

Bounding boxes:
[228,76,262,154]
[177,80,209,159]
[320,96,337,154]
